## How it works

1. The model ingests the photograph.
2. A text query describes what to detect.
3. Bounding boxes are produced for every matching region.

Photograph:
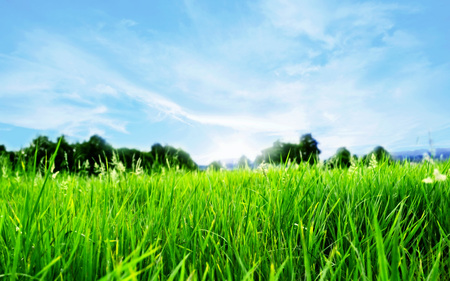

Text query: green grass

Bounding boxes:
[0,155,449,280]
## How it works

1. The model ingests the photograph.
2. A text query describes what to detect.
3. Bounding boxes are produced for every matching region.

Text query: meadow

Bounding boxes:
[0,153,449,280]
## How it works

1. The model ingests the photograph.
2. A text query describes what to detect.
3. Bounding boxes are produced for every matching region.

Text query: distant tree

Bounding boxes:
[237,155,251,169]
[149,143,197,170]
[282,143,301,163]
[327,147,351,169]
[54,135,74,172]
[88,135,113,161]
[298,134,321,165]
[254,155,264,166]
[150,143,165,167]
[255,133,321,166]
[208,161,223,171]
[260,141,281,164]
[24,135,56,171]
[260,141,300,165]
[363,146,393,165]
[1,135,199,173]
[117,148,144,170]
[174,148,197,170]
[74,135,113,174]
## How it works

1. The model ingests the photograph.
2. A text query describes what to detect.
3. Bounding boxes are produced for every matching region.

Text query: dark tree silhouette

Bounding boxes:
[298,134,321,165]
[24,136,56,171]
[363,146,393,164]
[149,143,197,170]
[116,148,147,170]
[327,147,351,169]
[55,135,74,171]
[73,135,113,174]
[255,133,320,165]
[0,134,198,174]
[173,148,197,170]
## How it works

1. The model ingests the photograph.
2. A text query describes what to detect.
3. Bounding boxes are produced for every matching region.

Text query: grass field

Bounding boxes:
[1,154,450,280]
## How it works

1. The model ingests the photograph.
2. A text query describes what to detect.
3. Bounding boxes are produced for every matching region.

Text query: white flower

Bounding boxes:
[433,169,447,182]
[2,166,7,178]
[115,162,126,173]
[422,169,447,184]
[110,169,118,182]
[257,162,269,173]
[422,177,433,184]
[349,158,358,175]
[134,158,143,175]
[369,154,377,169]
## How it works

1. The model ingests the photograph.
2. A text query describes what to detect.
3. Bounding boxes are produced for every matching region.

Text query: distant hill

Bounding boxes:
[391,148,450,162]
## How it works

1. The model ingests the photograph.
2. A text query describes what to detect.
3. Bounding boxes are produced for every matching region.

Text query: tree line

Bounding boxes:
[0,135,197,174]
[0,133,394,173]
[248,133,392,169]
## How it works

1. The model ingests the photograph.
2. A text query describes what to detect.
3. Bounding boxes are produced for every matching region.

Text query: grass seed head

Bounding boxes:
[433,169,447,182]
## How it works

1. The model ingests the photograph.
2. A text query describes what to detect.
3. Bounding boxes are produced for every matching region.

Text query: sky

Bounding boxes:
[0,0,449,165]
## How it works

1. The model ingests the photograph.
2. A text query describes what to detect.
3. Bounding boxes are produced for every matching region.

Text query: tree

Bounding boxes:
[254,133,321,166]
[73,135,113,174]
[54,135,74,172]
[254,155,264,166]
[149,143,197,170]
[208,161,223,171]
[116,148,144,170]
[149,143,165,167]
[259,141,300,165]
[24,135,55,171]
[174,148,197,170]
[237,155,251,169]
[363,146,393,165]
[327,147,351,169]
[299,134,321,165]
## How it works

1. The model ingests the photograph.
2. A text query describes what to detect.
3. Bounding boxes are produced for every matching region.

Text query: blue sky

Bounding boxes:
[1,0,449,164]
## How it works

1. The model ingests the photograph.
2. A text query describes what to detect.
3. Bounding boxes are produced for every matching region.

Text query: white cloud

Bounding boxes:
[259,0,414,50]
[0,101,127,134]
[1,3,449,163]
[0,30,192,136]
[183,109,308,134]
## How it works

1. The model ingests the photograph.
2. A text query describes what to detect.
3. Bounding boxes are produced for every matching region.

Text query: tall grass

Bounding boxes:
[0,154,449,280]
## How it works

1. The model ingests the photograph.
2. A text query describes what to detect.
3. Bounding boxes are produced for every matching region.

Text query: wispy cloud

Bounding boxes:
[0,0,449,164]
[0,29,190,138]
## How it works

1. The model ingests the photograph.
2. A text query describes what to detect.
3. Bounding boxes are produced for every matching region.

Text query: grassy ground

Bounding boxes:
[0,155,449,280]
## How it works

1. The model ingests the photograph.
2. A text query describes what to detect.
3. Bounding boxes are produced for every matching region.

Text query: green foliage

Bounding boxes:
[1,134,197,174]
[237,155,251,169]
[363,146,393,165]
[298,133,321,164]
[149,143,197,171]
[256,133,321,165]
[327,147,352,169]
[208,160,223,171]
